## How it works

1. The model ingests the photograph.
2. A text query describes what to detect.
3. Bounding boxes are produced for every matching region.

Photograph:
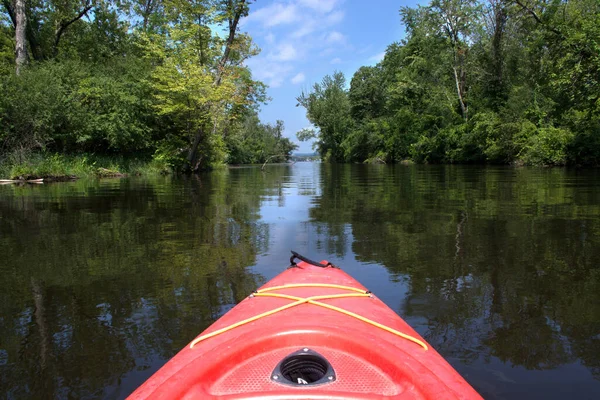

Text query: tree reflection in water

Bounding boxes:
[310,165,600,390]
[0,170,283,398]
[0,164,599,399]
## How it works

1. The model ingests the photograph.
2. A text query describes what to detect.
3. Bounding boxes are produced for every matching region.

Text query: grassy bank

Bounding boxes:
[0,153,171,181]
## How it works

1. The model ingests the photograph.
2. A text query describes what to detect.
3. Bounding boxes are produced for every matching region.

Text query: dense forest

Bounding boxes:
[297,0,600,166]
[0,0,296,176]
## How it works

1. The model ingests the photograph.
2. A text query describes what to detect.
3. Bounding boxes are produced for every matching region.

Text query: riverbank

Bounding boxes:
[0,153,170,181]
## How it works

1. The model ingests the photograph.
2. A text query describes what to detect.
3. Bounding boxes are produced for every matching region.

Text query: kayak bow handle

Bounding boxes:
[290,251,338,268]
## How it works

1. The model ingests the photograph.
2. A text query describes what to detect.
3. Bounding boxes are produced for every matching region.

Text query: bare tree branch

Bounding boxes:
[53,2,93,57]
[215,0,247,86]
[512,0,565,39]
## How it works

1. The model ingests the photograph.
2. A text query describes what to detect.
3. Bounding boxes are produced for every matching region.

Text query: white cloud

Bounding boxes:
[291,72,305,84]
[291,21,318,38]
[291,9,344,38]
[243,3,299,27]
[246,0,345,35]
[326,31,345,44]
[326,11,345,24]
[243,0,347,88]
[298,0,340,13]
[272,43,298,61]
[330,57,342,64]
[247,57,294,88]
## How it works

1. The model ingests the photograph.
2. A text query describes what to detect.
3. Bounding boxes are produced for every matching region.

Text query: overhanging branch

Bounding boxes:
[53,2,93,56]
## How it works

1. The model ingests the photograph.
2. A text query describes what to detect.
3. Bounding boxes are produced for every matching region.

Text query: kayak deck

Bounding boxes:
[129,261,482,399]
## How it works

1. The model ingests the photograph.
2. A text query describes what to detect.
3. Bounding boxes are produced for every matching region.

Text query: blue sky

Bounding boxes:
[240,0,423,153]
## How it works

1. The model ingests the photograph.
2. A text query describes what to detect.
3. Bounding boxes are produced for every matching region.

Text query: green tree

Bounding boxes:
[226,114,297,164]
[298,0,600,166]
[428,0,480,121]
[348,66,385,122]
[296,72,353,162]
[0,0,288,172]
[143,0,261,171]
[1,0,94,62]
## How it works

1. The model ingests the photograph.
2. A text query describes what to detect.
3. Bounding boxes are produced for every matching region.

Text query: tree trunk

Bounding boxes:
[4,0,44,61]
[141,0,157,31]
[453,66,467,121]
[187,126,205,172]
[15,0,27,74]
[490,1,507,109]
[214,0,247,86]
[187,0,247,169]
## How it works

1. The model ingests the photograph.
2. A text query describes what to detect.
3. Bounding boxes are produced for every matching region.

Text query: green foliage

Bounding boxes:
[0,59,154,154]
[348,66,385,121]
[296,128,317,143]
[151,135,189,170]
[565,108,600,165]
[0,18,12,75]
[0,61,83,152]
[296,72,354,162]
[4,153,86,179]
[139,0,265,170]
[520,127,574,166]
[342,119,387,162]
[410,125,462,164]
[74,61,154,151]
[0,0,283,174]
[457,112,524,164]
[0,152,167,179]
[296,0,600,166]
[226,115,297,164]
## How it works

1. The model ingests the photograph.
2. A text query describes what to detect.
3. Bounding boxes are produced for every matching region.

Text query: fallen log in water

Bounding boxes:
[0,178,44,184]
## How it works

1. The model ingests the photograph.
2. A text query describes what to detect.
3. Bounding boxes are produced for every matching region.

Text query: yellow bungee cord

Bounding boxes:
[189,283,428,351]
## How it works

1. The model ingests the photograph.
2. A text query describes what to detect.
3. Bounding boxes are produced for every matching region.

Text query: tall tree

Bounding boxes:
[348,66,385,121]
[145,0,260,171]
[296,72,353,162]
[187,0,251,170]
[429,0,479,120]
[2,0,95,61]
[484,0,508,109]
[14,0,26,73]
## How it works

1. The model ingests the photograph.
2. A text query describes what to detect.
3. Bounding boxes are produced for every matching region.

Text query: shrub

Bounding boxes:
[519,127,574,166]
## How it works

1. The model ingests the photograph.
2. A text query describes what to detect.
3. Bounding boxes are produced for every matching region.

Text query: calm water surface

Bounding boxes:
[1,163,599,399]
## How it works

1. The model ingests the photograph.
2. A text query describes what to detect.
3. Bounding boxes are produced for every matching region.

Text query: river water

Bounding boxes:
[1,162,599,399]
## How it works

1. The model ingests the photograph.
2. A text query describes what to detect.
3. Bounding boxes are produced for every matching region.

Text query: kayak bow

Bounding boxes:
[128,253,482,399]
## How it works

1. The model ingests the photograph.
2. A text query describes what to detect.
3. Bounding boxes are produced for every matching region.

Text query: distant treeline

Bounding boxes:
[0,0,296,173]
[297,0,600,166]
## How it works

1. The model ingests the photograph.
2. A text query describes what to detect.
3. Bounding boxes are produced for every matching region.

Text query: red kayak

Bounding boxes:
[129,252,482,399]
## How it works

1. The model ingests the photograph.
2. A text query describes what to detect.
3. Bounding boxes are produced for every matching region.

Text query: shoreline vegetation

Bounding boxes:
[0,153,301,182]
[2,1,599,178]
[295,0,600,167]
[0,154,163,182]
[1,0,297,179]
